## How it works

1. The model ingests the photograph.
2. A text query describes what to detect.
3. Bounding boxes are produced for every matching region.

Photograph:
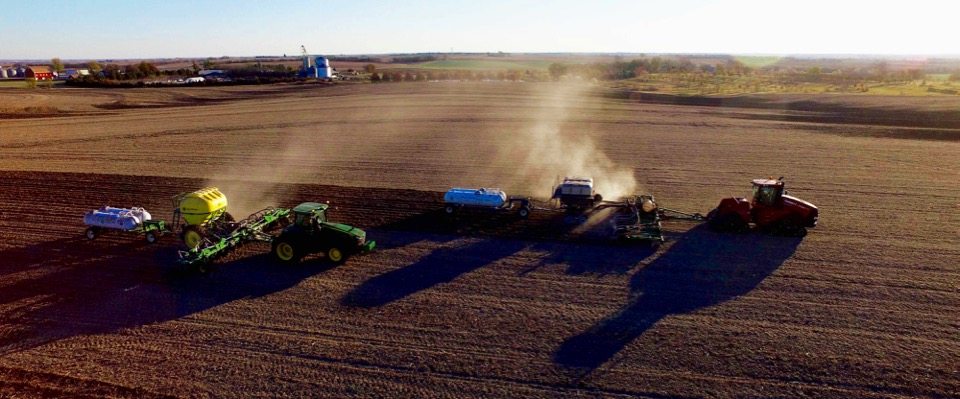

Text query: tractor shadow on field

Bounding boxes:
[341,238,527,308]
[553,224,802,373]
[0,237,333,356]
[523,240,658,276]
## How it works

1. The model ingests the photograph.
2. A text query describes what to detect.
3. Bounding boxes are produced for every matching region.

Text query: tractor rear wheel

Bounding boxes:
[273,240,302,264]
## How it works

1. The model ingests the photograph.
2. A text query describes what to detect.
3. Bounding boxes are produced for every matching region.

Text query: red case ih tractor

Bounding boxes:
[707,178,818,237]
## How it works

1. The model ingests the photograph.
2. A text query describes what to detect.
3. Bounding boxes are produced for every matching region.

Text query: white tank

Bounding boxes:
[555,177,594,197]
[444,188,507,208]
[84,206,152,231]
[0,68,7,78]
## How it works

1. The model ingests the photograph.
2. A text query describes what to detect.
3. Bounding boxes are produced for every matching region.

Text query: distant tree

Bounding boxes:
[87,61,102,74]
[874,61,889,81]
[191,61,201,74]
[103,64,122,80]
[370,72,381,82]
[51,57,64,73]
[202,58,216,69]
[548,62,568,80]
[364,64,377,74]
[649,57,663,73]
[137,61,159,77]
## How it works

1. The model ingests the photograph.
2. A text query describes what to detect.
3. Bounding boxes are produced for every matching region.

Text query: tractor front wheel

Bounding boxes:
[326,246,348,265]
[273,240,302,264]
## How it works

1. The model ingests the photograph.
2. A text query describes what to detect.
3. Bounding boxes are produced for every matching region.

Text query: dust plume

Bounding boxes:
[497,82,637,201]
[202,130,324,218]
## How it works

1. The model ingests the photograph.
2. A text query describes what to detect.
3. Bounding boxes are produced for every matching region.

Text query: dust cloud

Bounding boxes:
[497,82,638,200]
[199,82,638,216]
[203,132,320,218]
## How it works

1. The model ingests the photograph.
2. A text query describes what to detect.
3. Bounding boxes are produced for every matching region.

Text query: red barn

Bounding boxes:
[26,66,54,80]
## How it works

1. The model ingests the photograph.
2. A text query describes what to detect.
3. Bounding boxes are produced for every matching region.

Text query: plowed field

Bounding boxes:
[0,82,957,398]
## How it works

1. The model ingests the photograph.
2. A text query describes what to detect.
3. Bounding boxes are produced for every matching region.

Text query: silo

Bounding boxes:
[314,56,333,79]
[0,68,6,78]
[8,68,17,77]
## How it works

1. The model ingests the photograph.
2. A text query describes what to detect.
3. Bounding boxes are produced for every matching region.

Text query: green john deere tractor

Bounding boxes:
[271,202,376,264]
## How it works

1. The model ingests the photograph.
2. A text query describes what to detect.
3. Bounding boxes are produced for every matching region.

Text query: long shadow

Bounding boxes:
[0,237,332,355]
[525,240,658,276]
[554,225,802,371]
[342,238,527,308]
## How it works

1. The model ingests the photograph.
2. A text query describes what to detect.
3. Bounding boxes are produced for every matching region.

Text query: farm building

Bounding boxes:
[57,68,90,79]
[25,66,55,80]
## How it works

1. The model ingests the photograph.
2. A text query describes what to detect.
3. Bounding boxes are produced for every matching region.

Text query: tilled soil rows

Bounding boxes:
[0,171,955,398]
[0,82,957,397]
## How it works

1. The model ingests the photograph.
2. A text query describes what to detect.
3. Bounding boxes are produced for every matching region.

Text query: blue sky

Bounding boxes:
[1,0,957,59]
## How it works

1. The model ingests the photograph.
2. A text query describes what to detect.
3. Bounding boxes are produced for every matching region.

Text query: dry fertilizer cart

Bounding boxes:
[553,177,603,212]
[170,187,237,248]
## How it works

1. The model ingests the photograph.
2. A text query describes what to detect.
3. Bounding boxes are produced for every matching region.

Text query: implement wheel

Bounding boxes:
[85,227,99,240]
[145,231,159,244]
[183,227,204,249]
[273,240,301,264]
[518,206,531,219]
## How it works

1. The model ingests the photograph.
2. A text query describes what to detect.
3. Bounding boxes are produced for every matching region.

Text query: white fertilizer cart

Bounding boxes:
[443,188,532,218]
[83,206,168,244]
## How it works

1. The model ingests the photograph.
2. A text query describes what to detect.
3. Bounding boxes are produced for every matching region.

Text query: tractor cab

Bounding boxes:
[751,178,785,207]
[292,202,328,231]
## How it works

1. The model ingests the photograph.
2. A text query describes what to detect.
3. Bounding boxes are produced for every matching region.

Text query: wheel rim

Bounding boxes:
[184,230,202,248]
[276,242,295,261]
[146,233,156,243]
[328,247,343,262]
[86,229,95,239]
[445,206,454,214]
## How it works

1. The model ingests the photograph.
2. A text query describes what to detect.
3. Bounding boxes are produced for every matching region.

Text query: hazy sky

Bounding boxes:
[1,0,957,59]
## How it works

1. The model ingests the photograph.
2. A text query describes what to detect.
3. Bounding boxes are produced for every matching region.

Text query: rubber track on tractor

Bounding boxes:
[178,207,291,266]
